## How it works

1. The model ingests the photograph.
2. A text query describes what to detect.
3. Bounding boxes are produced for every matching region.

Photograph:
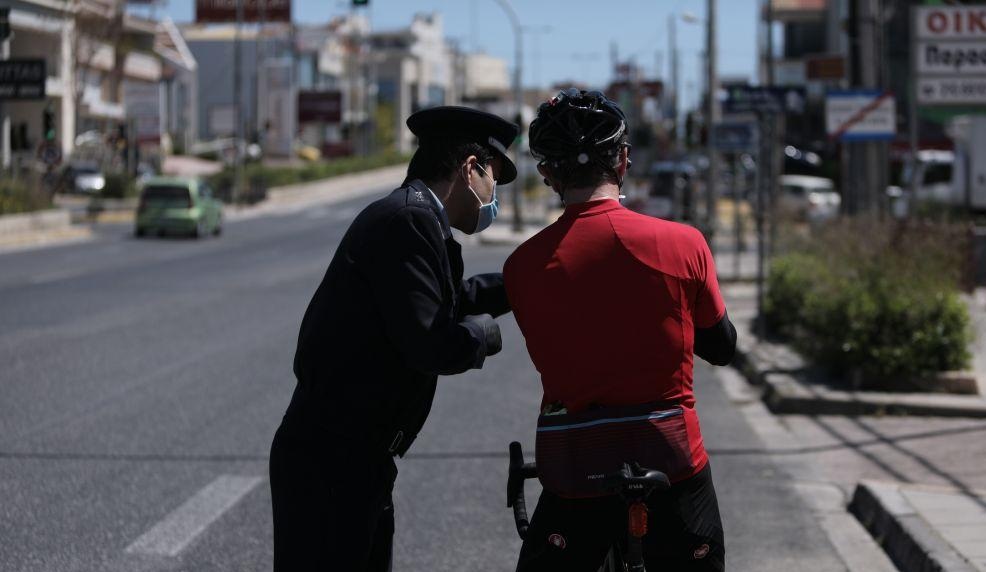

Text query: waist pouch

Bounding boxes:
[535,402,696,499]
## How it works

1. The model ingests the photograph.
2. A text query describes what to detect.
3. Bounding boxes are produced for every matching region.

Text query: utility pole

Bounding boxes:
[492,0,524,233]
[705,0,719,252]
[233,0,244,202]
[1,7,10,172]
[669,12,679,150]
[844,0,886,217]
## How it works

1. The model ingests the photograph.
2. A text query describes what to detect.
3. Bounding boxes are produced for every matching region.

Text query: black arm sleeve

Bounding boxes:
[694,311,737,366]
[458,273,511,319]
[365,208,491,375]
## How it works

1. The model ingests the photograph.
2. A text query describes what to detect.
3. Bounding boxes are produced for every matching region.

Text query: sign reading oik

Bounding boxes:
[914,6,986,105]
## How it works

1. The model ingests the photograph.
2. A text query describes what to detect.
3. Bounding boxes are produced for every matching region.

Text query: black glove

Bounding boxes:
[463,313,502,357]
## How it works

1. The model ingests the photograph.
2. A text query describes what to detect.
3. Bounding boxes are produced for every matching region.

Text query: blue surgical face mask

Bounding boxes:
[467,164,498,234]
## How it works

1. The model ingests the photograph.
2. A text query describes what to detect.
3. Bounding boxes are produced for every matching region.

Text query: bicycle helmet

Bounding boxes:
[529,88,630,182]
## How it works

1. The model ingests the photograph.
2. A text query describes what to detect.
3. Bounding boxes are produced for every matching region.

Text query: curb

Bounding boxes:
[849,481,979,572]
[733,335,986,419]
[0,209,72,234]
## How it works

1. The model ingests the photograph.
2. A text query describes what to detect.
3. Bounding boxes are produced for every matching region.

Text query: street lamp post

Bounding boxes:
[668,13,680,150]
[681,7,719,251]
[491,0,524,233]
[706,0,719,253]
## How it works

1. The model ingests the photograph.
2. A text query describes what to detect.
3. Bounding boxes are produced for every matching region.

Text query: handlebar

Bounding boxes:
[507,441,537,540]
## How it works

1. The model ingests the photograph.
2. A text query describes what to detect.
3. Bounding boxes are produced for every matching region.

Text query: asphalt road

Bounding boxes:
[0,185,848,571]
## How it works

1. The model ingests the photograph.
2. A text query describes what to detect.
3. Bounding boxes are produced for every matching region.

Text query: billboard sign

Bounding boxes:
[917,77,986,105]
[195,0,291,24]
[124,81,162,144]
[723,86,806,114]
[916,6,986,41]
[914,6,986,107]
[297,90,342,123]
[0,59,46,100]
[713,121,759,152]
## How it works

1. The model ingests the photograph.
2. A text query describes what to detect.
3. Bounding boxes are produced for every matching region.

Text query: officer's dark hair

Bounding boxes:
[404,137,495,187]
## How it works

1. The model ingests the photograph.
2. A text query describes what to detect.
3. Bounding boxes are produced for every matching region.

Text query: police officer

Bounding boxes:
[269,106,519,571]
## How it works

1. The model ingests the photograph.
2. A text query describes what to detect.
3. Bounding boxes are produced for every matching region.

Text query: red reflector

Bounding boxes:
[628,502,648,538]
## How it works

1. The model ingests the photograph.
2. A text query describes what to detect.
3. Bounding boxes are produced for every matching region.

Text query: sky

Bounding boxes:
[153,0,761,111]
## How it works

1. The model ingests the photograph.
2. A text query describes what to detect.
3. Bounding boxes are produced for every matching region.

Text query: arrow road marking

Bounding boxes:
[125,475,263,557]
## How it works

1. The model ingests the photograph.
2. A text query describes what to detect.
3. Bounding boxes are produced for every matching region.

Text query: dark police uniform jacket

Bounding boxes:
[284,179,510,457]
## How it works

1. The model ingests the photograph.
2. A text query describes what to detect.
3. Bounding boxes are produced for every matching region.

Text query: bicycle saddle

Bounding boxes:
[602,463,671,495]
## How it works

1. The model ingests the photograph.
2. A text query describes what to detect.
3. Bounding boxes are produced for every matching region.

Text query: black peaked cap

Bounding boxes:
[406,106,519,184]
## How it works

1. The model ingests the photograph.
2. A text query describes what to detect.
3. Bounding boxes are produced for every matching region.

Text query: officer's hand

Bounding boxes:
[463,313,502,357]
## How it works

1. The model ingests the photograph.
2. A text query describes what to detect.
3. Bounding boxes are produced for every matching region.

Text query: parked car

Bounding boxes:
[64,162,106,194]
[636,160,698,221]
[779,174,841,222]
[135,177,223,238]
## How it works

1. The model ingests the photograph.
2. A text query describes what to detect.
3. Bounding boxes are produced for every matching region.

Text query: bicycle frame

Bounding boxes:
[507,441,670,572]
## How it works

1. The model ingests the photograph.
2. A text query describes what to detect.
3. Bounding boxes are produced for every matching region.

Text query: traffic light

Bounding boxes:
[42,107,55,141]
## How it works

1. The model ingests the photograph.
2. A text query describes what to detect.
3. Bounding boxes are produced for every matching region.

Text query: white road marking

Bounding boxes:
[125,475,263,557]
[28,269,87,285]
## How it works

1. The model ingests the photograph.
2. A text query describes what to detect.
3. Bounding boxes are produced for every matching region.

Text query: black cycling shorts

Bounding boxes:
[516,462,724,572]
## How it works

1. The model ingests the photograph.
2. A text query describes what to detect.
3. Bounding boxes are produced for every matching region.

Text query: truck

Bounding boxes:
[892,116,986,214]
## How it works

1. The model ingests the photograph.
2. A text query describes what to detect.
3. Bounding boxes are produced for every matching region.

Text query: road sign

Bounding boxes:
[297,90,342,123]
[713,122,758,152]
[36,141,61,166]
[0,59,46,100]
[913,6,986,108]
[195,0,291,23]
[806,55,845,81]
[723,86,806,114]
[825,90,897,141]
[917,77,986,105]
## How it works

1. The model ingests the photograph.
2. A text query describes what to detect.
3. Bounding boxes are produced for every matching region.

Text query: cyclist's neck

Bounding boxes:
[562,183,620,206]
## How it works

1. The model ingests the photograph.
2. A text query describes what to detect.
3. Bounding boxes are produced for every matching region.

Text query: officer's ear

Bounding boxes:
[461,155,480,183]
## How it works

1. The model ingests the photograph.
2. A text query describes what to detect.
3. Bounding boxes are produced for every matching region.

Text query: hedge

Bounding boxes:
[764,220,972,387]
[0,178,52,215]
[209,151,410,204]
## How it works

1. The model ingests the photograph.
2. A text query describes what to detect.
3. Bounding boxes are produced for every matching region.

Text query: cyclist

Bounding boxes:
[503,88,736,572]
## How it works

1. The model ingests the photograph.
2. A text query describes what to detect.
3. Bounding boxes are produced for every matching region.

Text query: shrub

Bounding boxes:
[765,219,972,387]
[100,173,136,199]
[208,151,409,204]
[0,178,52,215]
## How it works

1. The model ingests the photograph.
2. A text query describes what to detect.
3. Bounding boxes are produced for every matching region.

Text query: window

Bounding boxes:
[142,185,192,206]
[297,55,316,90]
[427,85,445,106]
[923,163,953,185]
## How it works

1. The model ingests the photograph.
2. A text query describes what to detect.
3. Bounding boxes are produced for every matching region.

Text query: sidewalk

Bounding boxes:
[719,279,986,572]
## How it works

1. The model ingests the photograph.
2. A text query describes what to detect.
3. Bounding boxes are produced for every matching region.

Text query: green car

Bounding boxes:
[135,177,223,238]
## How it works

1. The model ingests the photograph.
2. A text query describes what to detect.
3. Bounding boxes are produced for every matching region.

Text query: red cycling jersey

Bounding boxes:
[504,198,726,479]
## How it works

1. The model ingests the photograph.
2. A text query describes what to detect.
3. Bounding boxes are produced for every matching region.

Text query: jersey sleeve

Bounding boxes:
[693,235,727,329]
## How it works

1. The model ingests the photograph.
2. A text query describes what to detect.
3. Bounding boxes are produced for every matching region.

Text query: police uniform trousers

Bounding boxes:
[270,418,397,572]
